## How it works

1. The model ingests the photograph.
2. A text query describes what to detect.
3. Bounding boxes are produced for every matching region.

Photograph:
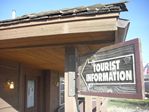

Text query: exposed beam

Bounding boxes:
[0,39,114,50]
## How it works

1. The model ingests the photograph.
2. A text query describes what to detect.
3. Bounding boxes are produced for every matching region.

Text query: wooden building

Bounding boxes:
[0,1,129,112]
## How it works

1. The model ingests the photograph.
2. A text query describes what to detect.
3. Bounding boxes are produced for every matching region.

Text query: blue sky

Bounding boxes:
[0,0,149,65]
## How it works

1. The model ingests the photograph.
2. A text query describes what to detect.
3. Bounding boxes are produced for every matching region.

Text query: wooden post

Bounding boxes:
[85,96,92,112]
[96,97,107,112]
[64,47,78,112]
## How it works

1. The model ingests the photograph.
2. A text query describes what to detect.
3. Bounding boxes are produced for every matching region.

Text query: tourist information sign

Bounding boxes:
[78,39,144,99]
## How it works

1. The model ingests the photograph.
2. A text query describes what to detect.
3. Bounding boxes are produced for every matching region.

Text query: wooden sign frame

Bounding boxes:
[77,38,144,99]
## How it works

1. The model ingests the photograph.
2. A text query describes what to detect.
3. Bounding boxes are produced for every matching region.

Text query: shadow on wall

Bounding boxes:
[0,98,18,112]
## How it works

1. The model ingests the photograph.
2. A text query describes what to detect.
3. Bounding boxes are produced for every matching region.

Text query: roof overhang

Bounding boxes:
[0,13,129,48]
[0,2,129,72]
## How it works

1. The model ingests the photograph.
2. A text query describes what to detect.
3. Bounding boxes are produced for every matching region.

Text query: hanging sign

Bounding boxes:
[78,38,144,99]
[84,54,135,85]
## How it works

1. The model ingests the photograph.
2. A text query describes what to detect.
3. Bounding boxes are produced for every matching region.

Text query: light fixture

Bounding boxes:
[7,81,15,89]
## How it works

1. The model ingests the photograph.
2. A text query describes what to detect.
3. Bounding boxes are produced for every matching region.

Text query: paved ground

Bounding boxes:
[107,98,149,112]
[108,106,149,112]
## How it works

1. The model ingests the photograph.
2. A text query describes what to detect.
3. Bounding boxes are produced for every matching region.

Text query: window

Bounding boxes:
[59,77,64,105]
[27,80,35,108]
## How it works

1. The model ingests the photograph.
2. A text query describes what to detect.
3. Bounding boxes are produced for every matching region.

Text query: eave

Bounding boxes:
[0,3,129,72]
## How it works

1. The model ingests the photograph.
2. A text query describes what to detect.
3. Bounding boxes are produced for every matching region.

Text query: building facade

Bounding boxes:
[0,2,129,112]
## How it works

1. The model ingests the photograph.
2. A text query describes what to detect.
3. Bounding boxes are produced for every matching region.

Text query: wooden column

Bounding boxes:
[96,97,108,112]
[85,96,92,112]
[44,71,51,112]
[64,47,78,112]
[19,65,25,112]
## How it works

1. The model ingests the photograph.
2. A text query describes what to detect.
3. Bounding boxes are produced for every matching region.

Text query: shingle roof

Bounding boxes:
[0,1,127,26]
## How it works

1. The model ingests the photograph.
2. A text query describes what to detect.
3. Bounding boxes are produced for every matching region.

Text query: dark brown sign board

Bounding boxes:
[77,38,144,99]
